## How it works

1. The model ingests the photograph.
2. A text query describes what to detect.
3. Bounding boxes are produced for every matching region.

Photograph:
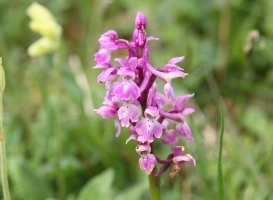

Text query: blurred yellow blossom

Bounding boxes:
[27,37,59,57]
[26,2,62,57]
[26,2,54,22]
[29,21,62,39]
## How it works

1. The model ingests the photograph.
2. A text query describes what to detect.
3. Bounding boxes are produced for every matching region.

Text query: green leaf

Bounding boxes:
[218,99,225,200]
[9,157,52,200]
[77,169,114,200]
[116,180,148,200]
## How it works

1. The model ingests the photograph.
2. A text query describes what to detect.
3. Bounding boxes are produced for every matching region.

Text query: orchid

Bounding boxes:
[94,12,196,179]
[156,146,196,178]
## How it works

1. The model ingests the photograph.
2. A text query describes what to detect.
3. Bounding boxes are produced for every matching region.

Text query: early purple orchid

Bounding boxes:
[94,12,196,178]
[113,57,140,101]
[136,106,163,143]
[161,120,179,144]
[98,30,119,50]
[118,101,140,127]
[136,143,156,175]
[156,146,195,178]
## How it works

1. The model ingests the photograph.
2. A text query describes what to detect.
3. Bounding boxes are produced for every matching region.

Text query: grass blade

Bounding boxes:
[218,99,225,200]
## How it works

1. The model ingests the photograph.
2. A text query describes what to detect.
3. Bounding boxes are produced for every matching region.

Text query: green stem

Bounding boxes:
[148,145,160,200]
[0,95,11,200]
[54,48,65,200]
[0,139,10,200]
[148,168,161,200]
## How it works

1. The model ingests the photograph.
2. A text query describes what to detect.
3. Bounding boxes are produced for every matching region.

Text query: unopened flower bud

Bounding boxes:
[135,12,147,29]
[136,143,151,154]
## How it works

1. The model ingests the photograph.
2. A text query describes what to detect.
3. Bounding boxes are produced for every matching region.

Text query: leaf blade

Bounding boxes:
[218,99,225,200]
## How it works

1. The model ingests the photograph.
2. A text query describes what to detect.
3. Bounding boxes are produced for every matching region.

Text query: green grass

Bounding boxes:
[218,99,224,200]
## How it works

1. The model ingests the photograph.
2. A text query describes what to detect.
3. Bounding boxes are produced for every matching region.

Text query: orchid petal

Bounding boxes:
[94,106,117,119]
[94,49,111,65]
[182,106,195,116]
[139,153,156,175]
[174,93,194,111]
[173,154,196,166]
[164,83,174,102]
[162,129,178,144]
[113,79,140,100]
[147,36,159,41]
[125,133,138,144]
[115,120,121,137]
[176,122,194,141]
[118,102,140,127]
[167,56,185,65]
[171,146,184,156]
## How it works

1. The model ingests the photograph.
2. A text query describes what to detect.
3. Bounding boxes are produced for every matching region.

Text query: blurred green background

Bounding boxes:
[0,0,273,199]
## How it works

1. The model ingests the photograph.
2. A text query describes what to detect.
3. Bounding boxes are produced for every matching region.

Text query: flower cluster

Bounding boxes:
[26,2,62,57]
[94,12,195,178]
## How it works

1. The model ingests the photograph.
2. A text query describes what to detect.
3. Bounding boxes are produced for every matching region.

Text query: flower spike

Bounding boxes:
[93,12,196,177]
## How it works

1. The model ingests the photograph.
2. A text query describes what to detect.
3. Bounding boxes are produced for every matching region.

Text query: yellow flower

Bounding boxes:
[26,2,55,22]
[29,21,62,39]
[27,37,59,57]
[26,2,62,57]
